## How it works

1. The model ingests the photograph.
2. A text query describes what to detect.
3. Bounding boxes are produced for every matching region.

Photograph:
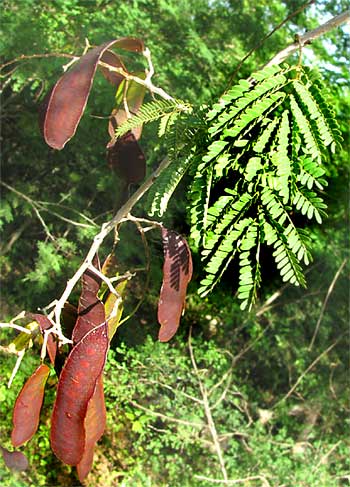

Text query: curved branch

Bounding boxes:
[265,10,350,67]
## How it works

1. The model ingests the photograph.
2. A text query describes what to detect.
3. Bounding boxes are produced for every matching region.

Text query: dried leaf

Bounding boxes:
[0,446,29,471]
[40,38,144,150]
[101,253,118,276]
[50,324,109,466]
[76,376,106,482]
[158,228,193,342]
[11,364,50,447]
[33,314,57,365]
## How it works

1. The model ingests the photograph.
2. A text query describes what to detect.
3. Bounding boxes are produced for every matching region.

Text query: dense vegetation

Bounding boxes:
[1,1,349,486]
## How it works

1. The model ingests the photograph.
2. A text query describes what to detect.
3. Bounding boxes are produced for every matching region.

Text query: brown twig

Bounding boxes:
[194,474,271,485]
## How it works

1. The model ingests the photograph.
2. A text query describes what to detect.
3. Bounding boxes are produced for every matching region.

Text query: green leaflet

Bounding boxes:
[146,110,204,217]
[115,98,192,138]
[188,64,342,310]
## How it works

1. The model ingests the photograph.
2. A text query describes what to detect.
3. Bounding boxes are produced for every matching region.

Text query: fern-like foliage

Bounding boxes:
[115,98,192,138]
[145,110,205,217]
[188,63,342,310]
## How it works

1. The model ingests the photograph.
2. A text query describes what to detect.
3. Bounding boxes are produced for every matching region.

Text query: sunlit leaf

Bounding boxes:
[104,279,128,340]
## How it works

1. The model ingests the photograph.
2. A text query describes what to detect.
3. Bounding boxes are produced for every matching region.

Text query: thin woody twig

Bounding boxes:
[88,265,122,297]
[51,156,172,334]
[139,378,203,405]
[309,258,348,350]
[273,338,341,408]
[143,47,155,83]
[7,350,25,388]
[313,440,342,471]
[0,52,77,71]
[1,181,95,230]
[189,327,228,482]
[129,400,203,428]
[194,474,271,485]
[98,60,188,105]
[227,0,315,85]
[0,323,32,334]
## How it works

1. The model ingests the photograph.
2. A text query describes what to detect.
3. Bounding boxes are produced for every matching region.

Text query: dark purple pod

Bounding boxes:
[40,38,145,149]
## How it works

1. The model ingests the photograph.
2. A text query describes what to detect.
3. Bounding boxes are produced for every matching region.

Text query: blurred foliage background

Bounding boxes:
[0,0,349,486]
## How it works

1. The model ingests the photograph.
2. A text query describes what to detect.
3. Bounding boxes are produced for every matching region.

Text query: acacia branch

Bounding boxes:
[98,60,176,102]
[52,157,171,331]
[265,10,350,67]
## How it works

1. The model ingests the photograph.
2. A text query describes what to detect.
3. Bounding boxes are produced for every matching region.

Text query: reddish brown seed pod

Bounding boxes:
[11,363,51,447]
[72,255,103,344]
[50,323,109,466]
[158,228,193,342]
[40,37,145,150]
[76,375,106,482]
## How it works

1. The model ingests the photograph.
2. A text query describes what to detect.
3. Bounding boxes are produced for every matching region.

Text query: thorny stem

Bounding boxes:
[52,157,171,334]
[98,60,177,102]
[0,323,32,334]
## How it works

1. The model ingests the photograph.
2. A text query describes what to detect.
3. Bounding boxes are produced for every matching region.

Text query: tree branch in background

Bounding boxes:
[194,474,272,485]
[189,327,228,482]
[273,338,341,408]
[50,156,171,337]
[308,258,348,350]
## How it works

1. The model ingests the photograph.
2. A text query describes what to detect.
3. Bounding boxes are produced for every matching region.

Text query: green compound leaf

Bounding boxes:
[188,64,341,310]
